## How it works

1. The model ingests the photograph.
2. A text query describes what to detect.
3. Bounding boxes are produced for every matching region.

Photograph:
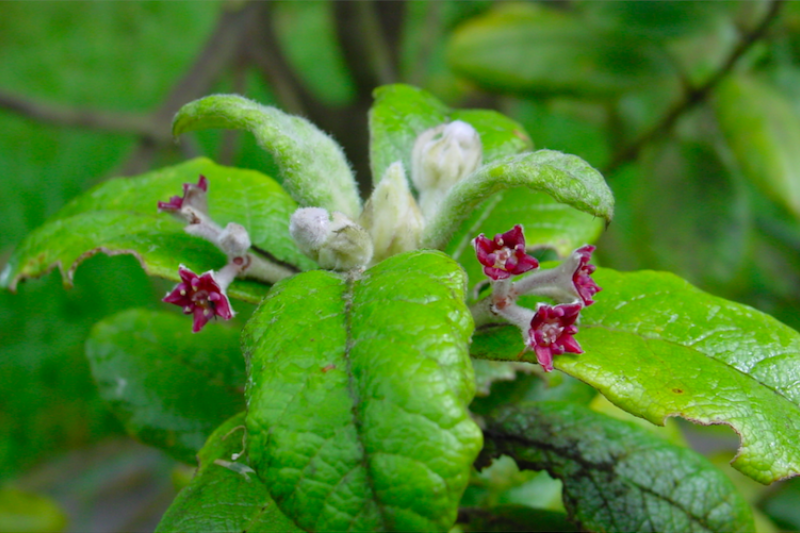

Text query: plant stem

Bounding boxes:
[603,0,784,176]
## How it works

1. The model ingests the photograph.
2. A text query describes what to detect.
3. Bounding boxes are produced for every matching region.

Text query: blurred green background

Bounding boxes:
[2,1,800,531]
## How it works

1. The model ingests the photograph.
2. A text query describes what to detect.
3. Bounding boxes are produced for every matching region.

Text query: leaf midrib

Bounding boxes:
[340,274,386,532]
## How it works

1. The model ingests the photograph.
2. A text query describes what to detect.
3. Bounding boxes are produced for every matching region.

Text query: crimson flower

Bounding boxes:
[163,266,233,333]
[158,175,209,213]
[473,225,539,280]
[572,245,601,306]
[527,303,583,372]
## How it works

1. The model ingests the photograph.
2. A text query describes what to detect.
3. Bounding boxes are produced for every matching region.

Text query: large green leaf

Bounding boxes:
[422,150,614,251]
[368,84,531,187]
[1,158,308,303]
[472,268,800,484]
[243,251,482,532]
[483,402,754,533]
[715,74,800,219]
[446,4,671,97]
[172,95,362,218]
[85,309,245,464]
[445,187,604,292]
[156,413,302,533]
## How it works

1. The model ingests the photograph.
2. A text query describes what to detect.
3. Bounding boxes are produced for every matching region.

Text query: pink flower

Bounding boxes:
[163,265,233,333]
[572,245,601,306]
[158,175,209,216]
[528,303,583,372]
[473,225,539,280]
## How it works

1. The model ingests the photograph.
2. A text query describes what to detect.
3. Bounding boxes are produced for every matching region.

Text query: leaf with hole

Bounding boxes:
[472,267,800,484]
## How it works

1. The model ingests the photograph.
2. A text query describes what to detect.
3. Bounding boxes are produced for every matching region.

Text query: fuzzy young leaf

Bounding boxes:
[243,251,482,532]
[156,413,302,533]
[173,95,362,218]
[483,402,754,533]
[85,309,245,463]
[472,268,800,484]
[422,150,614,251]
[1,159,307,303]
[369,84,531,188]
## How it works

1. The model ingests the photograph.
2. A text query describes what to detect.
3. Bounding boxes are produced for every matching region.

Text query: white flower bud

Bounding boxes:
[359,162,424,264]
[411,120,482,219]
[217,222,252,258]
[290,207,373,271]
[289,207,331,258]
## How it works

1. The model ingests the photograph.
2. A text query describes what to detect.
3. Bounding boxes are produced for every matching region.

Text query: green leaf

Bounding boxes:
[484,402,754,533]
[243,250,482,532]
[580,1,731,39]
[473,268,800,484]
[0,487,68,533]
[369,84,531,187]
[715,74,800,219]
[156,413,302,533]
[446,4,671,97]
[460,505,577,532]
[173,95,362,218]
[445,188,604,292]
[85,309,245,463]
[422,150,614,251]
[2,158,307,303]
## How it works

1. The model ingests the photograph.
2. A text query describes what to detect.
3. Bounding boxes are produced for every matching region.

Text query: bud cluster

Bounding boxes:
[472,225,601,372]
[158,175,294,332]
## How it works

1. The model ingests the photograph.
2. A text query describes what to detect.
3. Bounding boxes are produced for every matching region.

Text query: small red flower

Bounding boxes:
[572,245,601,306]
[163,266,233,333]
[473,225,539,280]
[158,175,209,213]
[528,303,583,372]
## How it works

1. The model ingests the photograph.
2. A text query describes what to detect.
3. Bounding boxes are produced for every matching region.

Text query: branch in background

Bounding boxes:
[0,90,166,141]
[354,1,399,86]
[121,1,259,175]
[602,0,784,176]
[246,2,314,117]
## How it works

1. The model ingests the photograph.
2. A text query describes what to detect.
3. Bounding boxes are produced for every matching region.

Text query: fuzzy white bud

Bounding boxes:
[411,120,482,219]
[217,222,252,258]
[360,162,424,264]
[290,207,373,271]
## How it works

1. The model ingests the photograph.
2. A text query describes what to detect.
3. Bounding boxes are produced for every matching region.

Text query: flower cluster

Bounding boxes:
[473,226,600,372]
[157,175,294,332]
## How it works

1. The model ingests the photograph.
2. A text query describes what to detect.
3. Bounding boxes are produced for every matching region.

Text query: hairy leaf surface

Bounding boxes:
[472,268,800,484]
[243,251,482,532]
[1,158,304,302]
[86,309,245,463]
[173,95,362,218]
[156,413,302,533]
[483,402,754,532]
[422,150,613,251]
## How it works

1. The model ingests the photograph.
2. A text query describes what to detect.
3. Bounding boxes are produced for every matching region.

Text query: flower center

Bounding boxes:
[539,322,562,346]
[493,247,513,269]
